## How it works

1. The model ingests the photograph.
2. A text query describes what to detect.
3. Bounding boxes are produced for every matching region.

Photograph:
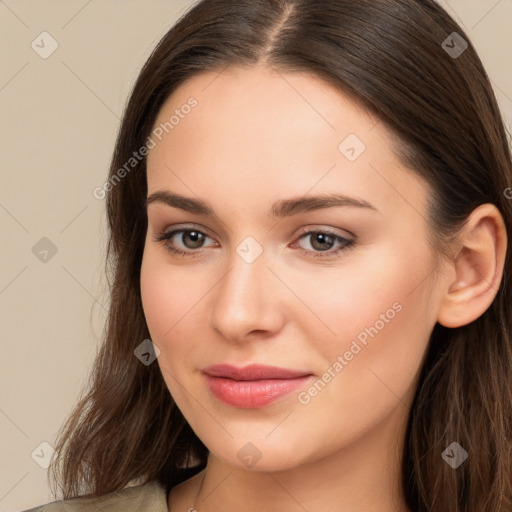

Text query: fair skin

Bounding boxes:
[140,64,507,512]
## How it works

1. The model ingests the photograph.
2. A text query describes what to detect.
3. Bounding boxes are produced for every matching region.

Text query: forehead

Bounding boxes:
[146,65,429,222]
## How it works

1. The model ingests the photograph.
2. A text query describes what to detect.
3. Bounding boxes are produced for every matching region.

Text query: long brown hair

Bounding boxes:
[50,1,512,509]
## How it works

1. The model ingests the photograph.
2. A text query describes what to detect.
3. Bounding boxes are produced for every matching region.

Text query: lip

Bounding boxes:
[202,364,314,408]
[202,363,312,380]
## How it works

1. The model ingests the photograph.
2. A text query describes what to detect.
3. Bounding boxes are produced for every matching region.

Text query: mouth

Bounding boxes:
[201,363,314,408]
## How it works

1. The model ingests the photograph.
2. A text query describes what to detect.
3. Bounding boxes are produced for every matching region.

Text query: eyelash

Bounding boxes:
[153,225,356,260]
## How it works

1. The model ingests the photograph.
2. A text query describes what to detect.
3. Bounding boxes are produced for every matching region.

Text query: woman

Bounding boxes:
[23,0,512,511]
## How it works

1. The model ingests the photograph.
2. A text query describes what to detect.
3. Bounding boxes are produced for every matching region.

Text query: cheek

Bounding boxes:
[299,238,433,374]
[140,249,202,359]
[296,241,433,342]
[302,243,435,406]
[281,252,435,460]
[140,252,206,407]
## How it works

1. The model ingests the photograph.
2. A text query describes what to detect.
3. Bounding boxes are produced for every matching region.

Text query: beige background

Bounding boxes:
[1,1,511,510]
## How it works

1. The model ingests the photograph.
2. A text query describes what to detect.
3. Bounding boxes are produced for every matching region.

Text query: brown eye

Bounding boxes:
[294,230,356,260]
[176,230,206,249]
[307,232,336,251]
[154,228,214,257]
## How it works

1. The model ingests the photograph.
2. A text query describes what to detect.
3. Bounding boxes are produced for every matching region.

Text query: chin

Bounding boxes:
[201,433,315,473]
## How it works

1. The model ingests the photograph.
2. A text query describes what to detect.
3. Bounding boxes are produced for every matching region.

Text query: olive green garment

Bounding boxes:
[20,481,169,512]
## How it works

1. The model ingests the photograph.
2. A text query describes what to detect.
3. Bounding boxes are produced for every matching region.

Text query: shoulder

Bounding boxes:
[20,480,168,512]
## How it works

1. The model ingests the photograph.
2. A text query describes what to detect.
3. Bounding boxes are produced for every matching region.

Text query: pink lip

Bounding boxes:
[202,364,314,408]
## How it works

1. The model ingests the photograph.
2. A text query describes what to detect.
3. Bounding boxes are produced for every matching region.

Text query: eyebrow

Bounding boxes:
[146,190,378,217]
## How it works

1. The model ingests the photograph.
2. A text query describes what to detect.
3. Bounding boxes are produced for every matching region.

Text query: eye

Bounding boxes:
[153,226,356,260]
[153,227,216,258]
[292,229,356,260]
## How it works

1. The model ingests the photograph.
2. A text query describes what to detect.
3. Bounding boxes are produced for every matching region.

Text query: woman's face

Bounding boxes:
[141,64,446,471]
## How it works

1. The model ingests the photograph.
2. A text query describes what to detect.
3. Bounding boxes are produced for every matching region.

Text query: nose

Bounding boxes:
[208,247,285,344]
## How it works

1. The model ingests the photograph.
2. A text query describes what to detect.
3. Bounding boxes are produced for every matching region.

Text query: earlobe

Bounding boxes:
[437,204,507,329]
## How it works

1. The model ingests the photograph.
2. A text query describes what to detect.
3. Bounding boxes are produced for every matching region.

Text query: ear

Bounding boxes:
[437,203,507,328]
